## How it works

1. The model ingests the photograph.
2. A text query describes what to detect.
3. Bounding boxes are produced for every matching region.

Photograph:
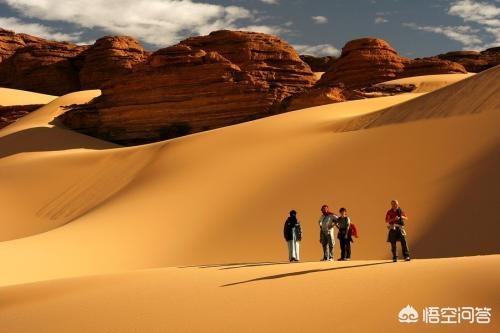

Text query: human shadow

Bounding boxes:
[177,261,289,269]
[222,261,392,287]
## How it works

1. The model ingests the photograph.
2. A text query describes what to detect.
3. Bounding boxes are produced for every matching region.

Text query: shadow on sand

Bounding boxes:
[221,261,393,287]
[0,127,118,159]
[177,261,291,269]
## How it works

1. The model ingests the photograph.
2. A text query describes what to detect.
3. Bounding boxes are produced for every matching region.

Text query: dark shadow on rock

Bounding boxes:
[411,143,500,258]
[222,261,392,287]
[0,127,118,159]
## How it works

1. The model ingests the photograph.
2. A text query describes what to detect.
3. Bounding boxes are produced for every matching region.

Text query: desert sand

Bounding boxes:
[375,73,476,93]
[0,87,57,106]
[0,70,498,332]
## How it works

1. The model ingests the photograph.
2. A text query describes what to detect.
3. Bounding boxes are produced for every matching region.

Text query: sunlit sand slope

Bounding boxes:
[0,255,498,333]
[0,70,498,286]
[375,73,475,93]
[0,87,56,106]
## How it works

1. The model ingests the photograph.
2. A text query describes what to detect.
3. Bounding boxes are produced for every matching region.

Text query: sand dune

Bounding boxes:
[1,255,498,332]
[375,73,475,93]
[0,70,499,288]
[0,88,57,106]
[0,70,498,333]
[336,67,497,131]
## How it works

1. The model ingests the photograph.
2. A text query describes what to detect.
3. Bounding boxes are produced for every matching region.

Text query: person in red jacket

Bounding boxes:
[386,200,410,262]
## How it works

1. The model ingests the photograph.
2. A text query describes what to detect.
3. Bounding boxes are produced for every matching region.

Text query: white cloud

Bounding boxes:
[403,1,500,50]
[447,0,500,48]
[403,22,484,50]
[0,16,82,41]
[448,0,500,27]
[0,0,288,46]
[312,16,328,24]
[374,16,388,24]
[259,0,279,4]
[238,24,289,35]
[293,44,340,56]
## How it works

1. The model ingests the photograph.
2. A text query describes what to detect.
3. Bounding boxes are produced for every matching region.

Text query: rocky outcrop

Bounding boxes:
[59,31,316,145]
[0,37,87,95]
[0,28,26,62]
[398,57,467,78]
[0,28,148,95]
[316,37,469,90]
[299,55,337,72]
[289,38,471,112]
[0,104,43,129]
[180,30,316,97]
[284,87,360,111]
[79,36,147,89]
[437,48,500,73]
[317,38,407,89]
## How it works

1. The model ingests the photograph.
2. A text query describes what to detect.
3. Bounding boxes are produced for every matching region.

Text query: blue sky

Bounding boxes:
[0,0,498,57]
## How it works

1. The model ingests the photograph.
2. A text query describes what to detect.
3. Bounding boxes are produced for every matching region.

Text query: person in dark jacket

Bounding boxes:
[337,207,352,261]
[283,210,302,262]
[386,200,410,262]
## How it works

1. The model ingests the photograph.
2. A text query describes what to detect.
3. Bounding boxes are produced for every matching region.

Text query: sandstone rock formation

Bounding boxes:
[79,36,147,89]
[0,29,148,95]
[59,31,316,145]
[399,57,466,78]
[180,30,316,97]
[437,47,500,73]
[317,38,407,89]
[316,37,468,90]
[290,37,470,112]
[299,55,337,72]
[0,35,87,95]
[0,28,27,61]
[284,87,358,111]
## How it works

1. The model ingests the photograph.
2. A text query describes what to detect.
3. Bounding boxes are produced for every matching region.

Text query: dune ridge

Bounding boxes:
[334,65,499,132]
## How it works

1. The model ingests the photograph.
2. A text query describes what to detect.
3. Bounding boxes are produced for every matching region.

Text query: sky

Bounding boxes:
[0,0,499,58]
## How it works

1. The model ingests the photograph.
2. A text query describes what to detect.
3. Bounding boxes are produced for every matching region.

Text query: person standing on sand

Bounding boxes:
[386,200,411,262]
[319,205,338,261]
[284,210,302,262]
[337,207,352,261]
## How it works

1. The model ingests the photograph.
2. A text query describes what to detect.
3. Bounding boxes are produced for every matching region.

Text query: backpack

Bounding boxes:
[349,223,359,238]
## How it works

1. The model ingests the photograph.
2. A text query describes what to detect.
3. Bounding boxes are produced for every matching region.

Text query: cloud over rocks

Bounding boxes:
[0,17,82,41]
[403,0,500,50]
[403,23,483,49]
[294,43,340,56]
[0,0,289,46]
[312,15,328,24]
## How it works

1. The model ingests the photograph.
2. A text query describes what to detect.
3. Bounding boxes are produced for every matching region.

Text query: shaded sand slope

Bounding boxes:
[337,67,498,131]
[0,71,499,286]
[0,88,56,106]
[376,73,475,93]
[0,90,120,239]
[0,255,498,332]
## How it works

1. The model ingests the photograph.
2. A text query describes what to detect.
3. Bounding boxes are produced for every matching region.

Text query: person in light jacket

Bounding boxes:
[318,204,338,261]
[283,210,302,262]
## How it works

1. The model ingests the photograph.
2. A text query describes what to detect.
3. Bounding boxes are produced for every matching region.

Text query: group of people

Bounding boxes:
[283,200,411,263]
